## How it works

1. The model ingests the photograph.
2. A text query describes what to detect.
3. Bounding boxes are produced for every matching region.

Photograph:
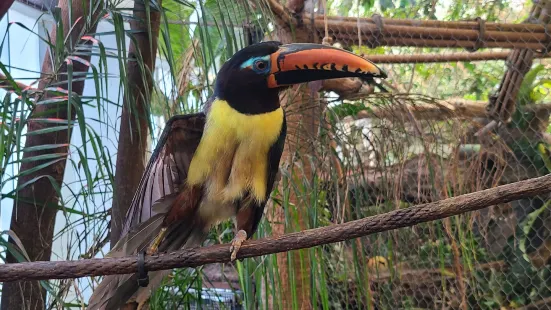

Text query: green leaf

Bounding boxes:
[3,230,31,261]
[13,153,67,164]
[22,144,69,153]
[518,65,544,106]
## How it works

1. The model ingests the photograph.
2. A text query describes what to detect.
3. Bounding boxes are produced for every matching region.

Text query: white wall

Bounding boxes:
[0,0,53,234]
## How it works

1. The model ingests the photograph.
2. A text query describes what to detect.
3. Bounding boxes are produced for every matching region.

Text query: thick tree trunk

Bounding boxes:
[275,86,320,310]
[110,2,163,309]
[1,1,99,309]
[267,1,316,308]
[0,0,14,20]
[111,0,163,247]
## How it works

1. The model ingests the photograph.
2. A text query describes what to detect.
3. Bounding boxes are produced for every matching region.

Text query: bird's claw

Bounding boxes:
[146,227,167,255]
[230,230,247,261]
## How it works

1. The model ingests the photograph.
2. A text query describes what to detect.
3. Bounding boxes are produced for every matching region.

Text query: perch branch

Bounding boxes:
[1,173,551,282]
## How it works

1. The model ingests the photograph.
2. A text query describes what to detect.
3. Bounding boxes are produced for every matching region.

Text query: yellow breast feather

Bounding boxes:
[187,99,284,202]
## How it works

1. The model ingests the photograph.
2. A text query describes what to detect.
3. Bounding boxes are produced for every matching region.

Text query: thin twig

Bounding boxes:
[0,73,38,93]
[1,173,551,282]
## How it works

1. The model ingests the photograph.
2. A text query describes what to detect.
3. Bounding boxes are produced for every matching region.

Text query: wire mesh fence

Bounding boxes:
[318,96,551,309]
[165,0,551,309]
[260,0,551,308]
[136,0,551,309]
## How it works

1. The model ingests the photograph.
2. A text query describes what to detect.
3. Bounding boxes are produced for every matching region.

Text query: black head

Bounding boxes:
[214,41,282,114]
[213,41,387,115]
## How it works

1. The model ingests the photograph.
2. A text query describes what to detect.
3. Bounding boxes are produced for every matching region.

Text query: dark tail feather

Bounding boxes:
[87,219,207,310]
[87,270,172,310]
[108,215,164,258]
[108,194,178,258]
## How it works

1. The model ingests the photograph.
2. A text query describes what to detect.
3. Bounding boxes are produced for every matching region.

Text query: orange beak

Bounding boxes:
[266,43,386,88]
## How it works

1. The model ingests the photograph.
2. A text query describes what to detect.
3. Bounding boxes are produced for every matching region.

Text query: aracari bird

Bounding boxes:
[87,41,386,309]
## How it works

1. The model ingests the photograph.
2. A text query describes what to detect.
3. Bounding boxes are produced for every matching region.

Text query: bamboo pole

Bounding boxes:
[330,35,547,49]
[315,15,548,33]
[486,0,551,123]
[316,19,548,43]
[364,51,550,63]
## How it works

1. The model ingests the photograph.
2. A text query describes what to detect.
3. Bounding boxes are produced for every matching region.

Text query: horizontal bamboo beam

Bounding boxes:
[316,15,548,33]
[330,35,547,49]
[0,173,551,282]
[266,0,551,50]
[316,20,548,43]
[363,51,551,63]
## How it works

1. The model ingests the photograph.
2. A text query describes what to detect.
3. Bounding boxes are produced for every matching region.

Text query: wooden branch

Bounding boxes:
[364,51,551,64]
[1,173,551,282]
[0,73,37,93]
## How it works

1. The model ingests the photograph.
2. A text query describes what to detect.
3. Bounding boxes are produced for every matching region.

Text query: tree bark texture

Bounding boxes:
[267,1,317,308]
[111,0,163,247]
[1,1,99,310]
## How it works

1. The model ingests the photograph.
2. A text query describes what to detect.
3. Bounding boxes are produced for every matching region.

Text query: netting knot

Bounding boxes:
[137,251,149,287]
[367,14,384,49]
[542,23,551,54]
[466,17,486,52]
[322,36,333,46]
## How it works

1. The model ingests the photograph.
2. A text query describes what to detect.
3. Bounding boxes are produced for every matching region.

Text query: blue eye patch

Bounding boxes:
[240,56,271,74]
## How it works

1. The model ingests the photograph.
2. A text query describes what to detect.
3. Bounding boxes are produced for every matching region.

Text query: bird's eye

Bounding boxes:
[254,60,268,72]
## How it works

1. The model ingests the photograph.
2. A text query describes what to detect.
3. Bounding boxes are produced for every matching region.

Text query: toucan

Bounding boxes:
[87,41,386,309]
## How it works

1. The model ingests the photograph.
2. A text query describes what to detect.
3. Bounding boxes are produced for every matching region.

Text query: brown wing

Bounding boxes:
[117,112,205,245]
[88,113,206,309]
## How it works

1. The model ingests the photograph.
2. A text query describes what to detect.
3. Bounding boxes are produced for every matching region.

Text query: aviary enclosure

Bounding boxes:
[0,0,550,309]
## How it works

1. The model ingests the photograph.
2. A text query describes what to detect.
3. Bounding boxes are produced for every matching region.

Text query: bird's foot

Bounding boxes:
[146,227,167,255]
[230,230,247,262]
